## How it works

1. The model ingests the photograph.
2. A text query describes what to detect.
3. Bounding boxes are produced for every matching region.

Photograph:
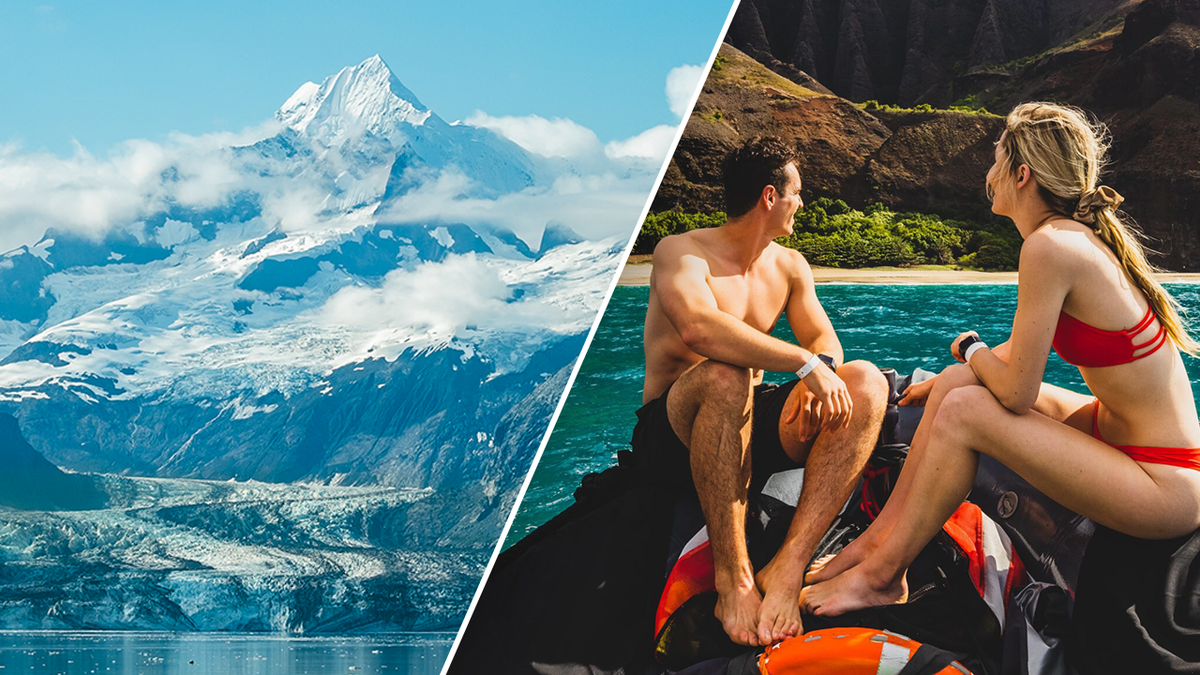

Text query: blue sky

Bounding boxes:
[0,0,734,156]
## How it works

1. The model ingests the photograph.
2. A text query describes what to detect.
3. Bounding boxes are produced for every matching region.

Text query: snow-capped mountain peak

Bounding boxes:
[277,54,433,146]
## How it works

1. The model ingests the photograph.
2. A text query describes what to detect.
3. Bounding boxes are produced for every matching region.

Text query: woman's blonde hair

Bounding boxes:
[999,101,1198,355]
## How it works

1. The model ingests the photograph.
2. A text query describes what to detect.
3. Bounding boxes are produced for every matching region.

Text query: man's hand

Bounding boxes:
[786,364,852,433]
[784,383,820,442]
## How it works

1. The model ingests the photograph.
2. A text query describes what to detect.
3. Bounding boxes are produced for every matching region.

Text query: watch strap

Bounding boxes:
[796,354,823,380]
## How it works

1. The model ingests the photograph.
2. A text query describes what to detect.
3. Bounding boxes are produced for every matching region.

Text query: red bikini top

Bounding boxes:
[1052,304,1168,367]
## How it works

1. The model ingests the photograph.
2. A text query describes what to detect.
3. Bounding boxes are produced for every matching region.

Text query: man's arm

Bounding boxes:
[783,250,844,366]
[654,236,815,372]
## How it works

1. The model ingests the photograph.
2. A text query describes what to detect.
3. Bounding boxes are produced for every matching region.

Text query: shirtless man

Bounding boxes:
[634,136,889,646]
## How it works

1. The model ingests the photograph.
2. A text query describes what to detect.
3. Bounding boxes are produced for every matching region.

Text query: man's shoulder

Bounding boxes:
[765,242,812,278]
[653,230,716,268]
[767,241,808,263]
[655,229,707,253]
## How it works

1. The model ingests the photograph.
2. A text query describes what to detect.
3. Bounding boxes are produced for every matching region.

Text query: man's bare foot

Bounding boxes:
[754,553,805,644]
[798,564,908,616]
[804,532,877,585]
[715,575,764,646]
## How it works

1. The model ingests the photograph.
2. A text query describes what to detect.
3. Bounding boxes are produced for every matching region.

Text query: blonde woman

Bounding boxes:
[798,102,1200,618]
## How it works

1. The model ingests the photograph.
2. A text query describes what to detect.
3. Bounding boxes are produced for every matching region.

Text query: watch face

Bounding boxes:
[958,336,980,359]
[818,354,836,371]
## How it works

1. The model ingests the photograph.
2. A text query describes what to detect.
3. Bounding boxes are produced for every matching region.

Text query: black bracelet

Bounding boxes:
[817,353,837,373]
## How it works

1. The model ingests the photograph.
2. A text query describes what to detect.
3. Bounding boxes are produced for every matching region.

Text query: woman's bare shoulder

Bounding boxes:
[1023,221,1094,264]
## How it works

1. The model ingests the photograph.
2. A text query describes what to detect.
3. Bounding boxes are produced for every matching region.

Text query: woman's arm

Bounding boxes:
[963,233,1070,414]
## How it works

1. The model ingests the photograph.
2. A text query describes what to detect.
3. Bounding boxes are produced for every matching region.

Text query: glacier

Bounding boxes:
[0,473,486,632]
[0,54,649,630]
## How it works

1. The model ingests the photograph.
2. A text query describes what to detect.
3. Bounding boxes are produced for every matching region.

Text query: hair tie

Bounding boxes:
[1073,185,1124,224]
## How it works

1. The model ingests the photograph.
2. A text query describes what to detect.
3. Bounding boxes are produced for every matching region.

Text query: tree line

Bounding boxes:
[637,198,1021,270]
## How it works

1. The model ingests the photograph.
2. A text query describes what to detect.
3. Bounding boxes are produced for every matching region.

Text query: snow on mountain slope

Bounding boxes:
[0,55,634,493]
[0,234,614,403]
[278,55,434,142]
[276,55,538,198]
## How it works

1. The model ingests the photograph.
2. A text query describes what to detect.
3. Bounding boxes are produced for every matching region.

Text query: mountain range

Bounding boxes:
[0,55,638,630]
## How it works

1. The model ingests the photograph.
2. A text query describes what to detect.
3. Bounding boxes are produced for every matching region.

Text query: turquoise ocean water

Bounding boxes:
[0,632,451,675]
[507,283,1200,545]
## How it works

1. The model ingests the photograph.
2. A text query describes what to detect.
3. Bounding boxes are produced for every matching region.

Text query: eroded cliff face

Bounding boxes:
[680,0,1200,270]
[653,44,1004,223]
[727,0,1128,107]
[982,0,1200,269]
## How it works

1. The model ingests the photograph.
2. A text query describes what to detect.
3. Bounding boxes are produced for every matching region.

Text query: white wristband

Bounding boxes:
[964,341,989,363]
[796,354,823,380]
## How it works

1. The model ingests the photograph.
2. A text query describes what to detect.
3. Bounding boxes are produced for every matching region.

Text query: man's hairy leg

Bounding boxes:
[666,360,760,647]
[755,361,888,642]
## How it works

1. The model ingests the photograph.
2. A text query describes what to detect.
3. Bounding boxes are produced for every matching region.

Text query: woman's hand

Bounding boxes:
[899,375,937,407]
[950,331,981,363]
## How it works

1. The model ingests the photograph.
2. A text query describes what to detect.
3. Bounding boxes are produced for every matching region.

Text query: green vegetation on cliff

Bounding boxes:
[863,98,996,116]
[637,198,1022,270]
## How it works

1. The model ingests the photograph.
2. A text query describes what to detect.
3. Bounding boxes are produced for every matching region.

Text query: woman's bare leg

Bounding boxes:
[807,364,1094,585]
[800,384,1200,616]
[808,364,984,583]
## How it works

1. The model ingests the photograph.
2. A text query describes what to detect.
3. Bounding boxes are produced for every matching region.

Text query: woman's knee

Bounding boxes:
[931,385,1002,442]
[936,363,980,392]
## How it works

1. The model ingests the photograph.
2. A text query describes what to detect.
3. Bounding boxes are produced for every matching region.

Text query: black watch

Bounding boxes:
[957,335,982,360]
[817,353,837,372]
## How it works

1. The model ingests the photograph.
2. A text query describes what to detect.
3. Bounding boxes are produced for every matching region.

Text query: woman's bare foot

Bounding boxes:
[804,532,877,585]
[754,553,805,644]
[798,564,908,616]
[715,575,764,646]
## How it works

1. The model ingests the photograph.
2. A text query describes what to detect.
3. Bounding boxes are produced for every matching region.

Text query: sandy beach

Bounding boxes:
[618,255,1200,286]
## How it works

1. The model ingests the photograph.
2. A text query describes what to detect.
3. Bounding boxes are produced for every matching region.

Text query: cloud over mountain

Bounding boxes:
[0,58,691,255]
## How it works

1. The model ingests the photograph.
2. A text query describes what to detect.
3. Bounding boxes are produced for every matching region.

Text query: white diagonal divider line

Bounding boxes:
[440,2,745,671]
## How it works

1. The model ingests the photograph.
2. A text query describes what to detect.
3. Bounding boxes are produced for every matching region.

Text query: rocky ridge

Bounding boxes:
[662,1,1200,270]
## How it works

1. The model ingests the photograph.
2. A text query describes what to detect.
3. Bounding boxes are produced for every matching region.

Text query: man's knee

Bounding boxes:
[839,360,889,410]
[681,360,753,402]
[668,361,754,437]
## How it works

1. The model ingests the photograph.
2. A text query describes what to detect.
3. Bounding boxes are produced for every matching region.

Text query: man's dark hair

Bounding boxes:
[721,136,800,218]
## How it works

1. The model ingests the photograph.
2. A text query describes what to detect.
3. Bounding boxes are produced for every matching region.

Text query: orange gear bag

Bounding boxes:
[757,628,972,675]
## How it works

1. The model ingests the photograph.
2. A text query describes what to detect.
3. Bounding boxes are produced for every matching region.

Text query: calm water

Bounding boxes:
[508,284,1200,544]
[0,632,451,675]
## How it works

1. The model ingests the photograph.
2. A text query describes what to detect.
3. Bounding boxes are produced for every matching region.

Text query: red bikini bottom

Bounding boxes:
[1090,399,1200,471]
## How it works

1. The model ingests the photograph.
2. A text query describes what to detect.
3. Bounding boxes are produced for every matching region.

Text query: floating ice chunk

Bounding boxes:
[429,227,454,248]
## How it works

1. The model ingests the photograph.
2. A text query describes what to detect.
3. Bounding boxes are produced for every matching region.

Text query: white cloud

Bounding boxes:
[374,170,656,246]
[0,63,705,258]
[463,112,601,158]
[319,253,572,339]
[666,64,705,119]
[0,120,282,254]
[604,125,677,160]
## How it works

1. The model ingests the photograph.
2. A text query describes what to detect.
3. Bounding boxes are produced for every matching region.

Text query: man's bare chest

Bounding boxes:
[706,275,789,333]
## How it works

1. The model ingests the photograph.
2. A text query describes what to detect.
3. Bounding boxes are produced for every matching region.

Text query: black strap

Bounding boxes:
[955,334,982,361]
[896,643,968,675]
[724,650,761,675]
